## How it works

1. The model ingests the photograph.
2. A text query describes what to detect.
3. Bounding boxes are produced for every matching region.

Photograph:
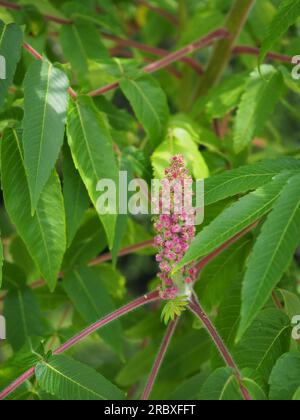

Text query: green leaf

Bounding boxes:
[64,267,123,357]
[239,173,300,339]
[59,22,109,84]
[278,289,300,319]
[168,372,209,400]
[269,353,300,400]
[117,330,211,386]
[199,368,243,400]
[63,210,107,269]
[22,60,69,211]
[4,287,44,351]
[151,124,209,179]
[293,387,300,401]
[161,298,188,325]
[195,237,251,311]
[259,0,300,64]
[233,65,284,154]
[62,145,90,246]
[0,20,23,109]
[176,172,291,271]
[120,75,169,149]
[233,309,290,379]
[35,354,125,400]
[0,238,3,288]
[210,277,243,369]
[93,264,126,301]
[204,158,300,206]
[67,95,118,249]
[1,128,66,291]
[193,72,248,120]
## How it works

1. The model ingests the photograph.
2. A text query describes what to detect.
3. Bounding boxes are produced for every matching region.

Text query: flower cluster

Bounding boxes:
[154,155,197,300]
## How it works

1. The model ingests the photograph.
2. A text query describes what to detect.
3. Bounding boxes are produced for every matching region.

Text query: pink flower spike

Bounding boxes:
[154,155,197,300]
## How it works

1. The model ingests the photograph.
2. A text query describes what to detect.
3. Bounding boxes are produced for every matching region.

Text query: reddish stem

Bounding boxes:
[0,0,20,10]
[141,318,179,400]
[103,33,204,74]
[188,297,251,401]
[143,29,229,74]
[0,239,154,302]
[0,291,160,400]
[135,0,178,26]
[233,45,292,63]
[0,368,36,401]
[195,221,259,274]
[23,43,78,98]
[89,28,229,97]
[0,0,73,24]
[88,239,154,267]
[23,42,43,61]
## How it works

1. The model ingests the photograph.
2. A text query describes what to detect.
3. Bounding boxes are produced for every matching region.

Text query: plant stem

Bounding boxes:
[0,291,160,400]
[233,45,292,63]
[88,239,154,267]
[88,28,229,97]
[0,0,73,24]
[188,297,251,401]
[196,0,256,97]
[23,43,78,98]
[141,318,179,400]
[103,33,204,74]
[135,0,178,26]
[195,221,259,274]
[0,220,258,303]
[0,239,154,302]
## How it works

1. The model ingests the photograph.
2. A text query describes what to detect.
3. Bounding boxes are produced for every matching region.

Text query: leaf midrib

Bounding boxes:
[248,194,300,317]
[39,361,106,400]
[33,63,53,205]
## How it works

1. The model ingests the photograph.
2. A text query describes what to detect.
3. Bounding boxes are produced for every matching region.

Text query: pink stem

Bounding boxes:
[0,368,36,401]
[89,28,229,97]
[23,42,43,61]
[103,33,204,74]
[23,43,78,98]
[88,239,154,267]
[188,297,251,401]
[141,318,179,400]
[0,291,160,400]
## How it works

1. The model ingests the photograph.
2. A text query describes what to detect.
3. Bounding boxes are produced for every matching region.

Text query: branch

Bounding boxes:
[0,239,154,302]
[22,43,78,98]
[103,33,204,74]
[0,220,258,302]
[196,0,256,97]
[88,28,229,97]
[0,0,73,24]
[0,290,160,400]
[195,221,259,274]
[141,318,179,400]
[135,0,178,26]
[233,45,292,63]
[188,296,251,401]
